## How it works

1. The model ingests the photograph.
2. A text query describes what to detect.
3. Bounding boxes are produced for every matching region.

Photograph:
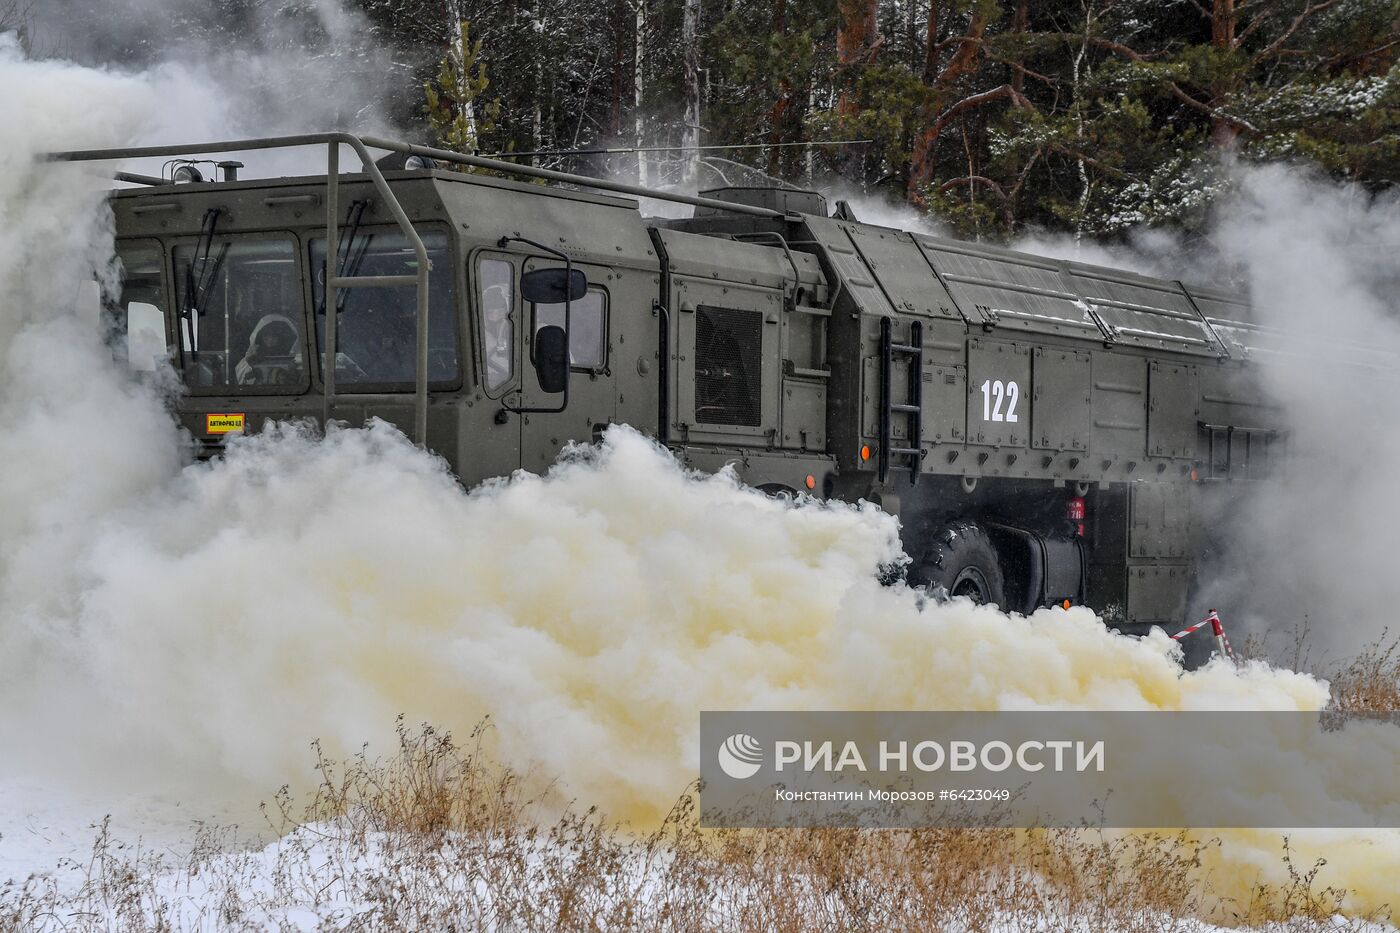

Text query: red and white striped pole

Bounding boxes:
[1171,610,1237,664]
[1208,610,1236,662]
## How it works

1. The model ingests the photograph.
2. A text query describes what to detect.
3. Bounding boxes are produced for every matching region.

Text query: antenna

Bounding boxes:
[477,139,874,160]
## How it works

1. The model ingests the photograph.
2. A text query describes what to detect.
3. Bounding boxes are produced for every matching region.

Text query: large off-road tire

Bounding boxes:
[909,521,1007,607]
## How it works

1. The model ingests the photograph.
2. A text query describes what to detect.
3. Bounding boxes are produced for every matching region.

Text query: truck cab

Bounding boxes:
[108,164,667,483]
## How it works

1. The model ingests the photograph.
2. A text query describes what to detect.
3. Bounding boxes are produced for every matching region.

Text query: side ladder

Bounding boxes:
[879,317,924,485]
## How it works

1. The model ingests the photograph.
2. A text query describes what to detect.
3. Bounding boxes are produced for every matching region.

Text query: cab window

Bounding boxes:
[533,289,607,370]
[310,229,459,390]
[173,238,305,392]
[478,258,514,391]
[106,243,169,373]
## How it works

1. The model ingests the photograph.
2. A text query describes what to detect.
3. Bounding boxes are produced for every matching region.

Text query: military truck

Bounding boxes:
[53,133,1312,638]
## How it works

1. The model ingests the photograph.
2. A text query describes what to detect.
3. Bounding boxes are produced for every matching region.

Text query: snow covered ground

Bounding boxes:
[3,781,1395,932]
[0,776,240,889]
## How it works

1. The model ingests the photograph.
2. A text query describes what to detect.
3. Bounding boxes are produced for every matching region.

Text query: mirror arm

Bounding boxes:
[497,235,571,416]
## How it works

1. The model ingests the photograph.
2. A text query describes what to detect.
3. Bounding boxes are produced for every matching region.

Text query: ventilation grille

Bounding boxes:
[695,305,762,426]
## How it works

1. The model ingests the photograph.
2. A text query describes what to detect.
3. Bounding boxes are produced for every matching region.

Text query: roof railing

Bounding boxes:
[44,133,790,449]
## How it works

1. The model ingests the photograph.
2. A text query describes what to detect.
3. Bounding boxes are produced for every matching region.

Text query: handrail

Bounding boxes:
[340,137,432,446]
[45,133,788,219]
[356,136,787,219]
[45,132,789,447]
[729,231,801,308]
[47,133,432,443]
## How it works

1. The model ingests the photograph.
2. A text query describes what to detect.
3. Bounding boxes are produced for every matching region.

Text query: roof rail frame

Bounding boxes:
[46,133,789,449]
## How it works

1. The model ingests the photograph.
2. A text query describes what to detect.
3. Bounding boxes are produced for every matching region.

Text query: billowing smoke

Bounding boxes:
[4,12,1400,920]
[1202,168,1400,656]
[1023,165,1400,659]
[24,0,407,142]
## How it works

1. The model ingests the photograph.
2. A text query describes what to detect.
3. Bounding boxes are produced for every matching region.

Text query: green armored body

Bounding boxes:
[58,134,1305,639]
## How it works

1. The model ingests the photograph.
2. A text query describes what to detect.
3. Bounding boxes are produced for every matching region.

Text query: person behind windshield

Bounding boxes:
[236,313,302,385]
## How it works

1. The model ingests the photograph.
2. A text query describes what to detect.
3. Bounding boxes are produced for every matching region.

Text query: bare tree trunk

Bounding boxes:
[533,0,545,158]
[445,2,478,146]
[1209,0,1240,147]
[767,0,791,178]
[836,0,879,117]
[836,0,880,182]
[634,0,648,185]
[906,0,917,72]
[923,0,941,83]
[610,0,624,137]
[681,0,702,186]
[1011,0,1028,94]
[805,83,816,182]
[1072,2,1094,240]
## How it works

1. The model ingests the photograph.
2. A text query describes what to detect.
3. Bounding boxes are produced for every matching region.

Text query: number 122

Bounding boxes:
[980,379,1020,423]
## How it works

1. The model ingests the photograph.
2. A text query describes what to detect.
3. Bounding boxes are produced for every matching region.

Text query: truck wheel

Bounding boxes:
[910,522,1006,607]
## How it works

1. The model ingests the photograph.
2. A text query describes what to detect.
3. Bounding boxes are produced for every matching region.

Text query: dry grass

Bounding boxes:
[2,716,1393,932]
[1238,620,1400,716]
[1328,632,1400,715]
[5,628,1398,931]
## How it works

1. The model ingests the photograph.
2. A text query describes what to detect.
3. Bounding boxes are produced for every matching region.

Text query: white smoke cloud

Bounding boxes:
[819,183,951,237]
[5,14,1400,919]
[15,0,408,183]
[1020,163,1400,659]
[26,0,406,134]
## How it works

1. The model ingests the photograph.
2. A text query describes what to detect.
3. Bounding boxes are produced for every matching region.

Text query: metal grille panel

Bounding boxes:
[695,306,762,426]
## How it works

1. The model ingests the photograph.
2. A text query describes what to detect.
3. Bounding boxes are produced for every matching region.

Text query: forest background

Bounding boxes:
[6,0,1398,242]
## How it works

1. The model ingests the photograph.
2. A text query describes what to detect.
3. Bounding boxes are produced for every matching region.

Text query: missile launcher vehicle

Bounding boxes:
[54,133,1355,642]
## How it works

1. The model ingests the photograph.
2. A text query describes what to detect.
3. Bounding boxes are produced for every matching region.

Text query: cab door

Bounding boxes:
[107,238,172,377]
[513,255,618,475]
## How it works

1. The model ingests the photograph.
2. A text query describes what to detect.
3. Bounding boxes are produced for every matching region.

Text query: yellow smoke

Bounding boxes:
[5,420,1389,914]
[0,37,1395,922]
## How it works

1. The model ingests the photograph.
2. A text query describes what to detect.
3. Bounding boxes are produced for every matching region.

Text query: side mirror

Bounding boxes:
[521,267,587,304]
[534,324,569,394]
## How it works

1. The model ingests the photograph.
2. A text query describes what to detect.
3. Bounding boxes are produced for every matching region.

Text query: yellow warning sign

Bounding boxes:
[206,413,246,435]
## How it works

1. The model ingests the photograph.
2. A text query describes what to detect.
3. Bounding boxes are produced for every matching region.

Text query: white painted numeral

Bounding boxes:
[979,379,1021,423]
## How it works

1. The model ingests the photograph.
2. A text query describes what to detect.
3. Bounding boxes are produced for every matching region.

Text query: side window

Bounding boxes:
[126,302,166,372]
[533,289,607,369]
[309,229,459,390]
[107,244,169,373]
[478,258,514,391]
[173,238,305,392]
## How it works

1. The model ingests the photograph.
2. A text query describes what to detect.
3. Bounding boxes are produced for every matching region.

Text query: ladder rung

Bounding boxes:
[878,317,924,487]
[329,273,419,289]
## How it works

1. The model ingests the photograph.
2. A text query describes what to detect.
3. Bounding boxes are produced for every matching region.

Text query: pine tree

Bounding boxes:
[340,0,1397,238]
[424,18,500,157]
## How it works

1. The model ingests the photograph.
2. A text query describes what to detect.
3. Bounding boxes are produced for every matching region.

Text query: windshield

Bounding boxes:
[309,229,458,390]
[173,237,305,392]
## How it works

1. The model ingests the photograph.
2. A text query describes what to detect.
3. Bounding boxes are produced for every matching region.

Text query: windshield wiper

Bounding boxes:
[179,208,228,361]
[316,199,370,317]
